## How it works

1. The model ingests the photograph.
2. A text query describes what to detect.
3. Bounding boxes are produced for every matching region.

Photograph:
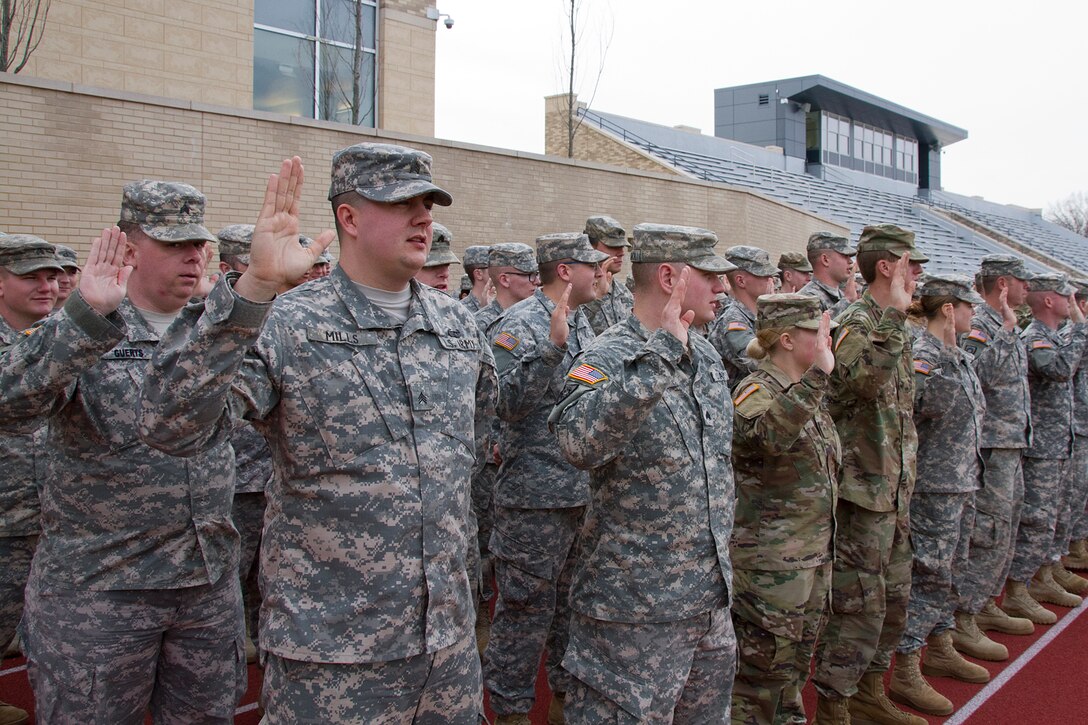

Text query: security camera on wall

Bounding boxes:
[444,17,454,29]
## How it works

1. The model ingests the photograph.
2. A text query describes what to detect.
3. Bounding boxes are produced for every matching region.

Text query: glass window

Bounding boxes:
[323,0,376,48]
[320,45,375,126]
[255,0,315,35]
[254,29,316,118]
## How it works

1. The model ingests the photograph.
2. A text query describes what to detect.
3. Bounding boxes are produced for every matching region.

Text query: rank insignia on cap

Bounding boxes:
[494,331,519,351]
[727,322,749,332]
[966,329,989,343]
[568,363,608,385]
[733,383,760,406]
[1032,340,1053,350]
[913,360,932,375]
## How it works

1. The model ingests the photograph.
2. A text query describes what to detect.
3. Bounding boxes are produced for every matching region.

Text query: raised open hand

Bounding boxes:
[549,283,573,348]
[661,266,695,349]
[998,286,1017,331]
[886,253,914,312]
[79,227,133,316]
[1070,292,1086,324]
[814,310,835,374]
[193,244,220,298]
[940,302,957,347]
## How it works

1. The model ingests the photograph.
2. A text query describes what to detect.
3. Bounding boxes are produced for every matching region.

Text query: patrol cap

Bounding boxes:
[54,244,80,270]
[629,223,734,274]
[216,224,254,263]
[459,274,472,293]
[1030,272,1075,296]
[463,245,490,269]
[328,142,452,206]
[297,234,334,265]
[119,180,217,243]
[1073,279,1088,299]
[756,293,836,331]
[778,251,813,273]
[488,242,538,273]
[0,234,64,275]
[978,254,1034,280]
[584,215,629,248]
[918,273,984,304]
[807,231,857,256]
[856,224,928,262]
[424,223,459,268]
[725,245,779,277]
[536,232,609,265]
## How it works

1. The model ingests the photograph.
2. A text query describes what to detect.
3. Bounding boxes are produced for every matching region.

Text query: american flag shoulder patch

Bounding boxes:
[493,331,519,351]
[727,322,749,332]
[833,327,850,351]
[1032,339,1053,350]
[733,383,760,406]
[966,329,988,343]
[914,359,932,375]
[569,363,608,385]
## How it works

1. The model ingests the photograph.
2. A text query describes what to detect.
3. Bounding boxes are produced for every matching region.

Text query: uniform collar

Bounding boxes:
[119,298,162,342]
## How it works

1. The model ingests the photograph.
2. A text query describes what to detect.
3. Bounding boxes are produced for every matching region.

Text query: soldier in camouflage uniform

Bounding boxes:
[730,293,840,725]
[1063,282,1088,571]
[889,275,989,717]
[1004,273,1088,616]
[955,256,1039,635]
[0,235,62,725]
[53,243,81,310]
[462,245,491,312]
[415,221,460,293]
[485,231,606,724]
[217,224,275,663]
[776,251,813,293]
[708,246,777,386]
[811,224,927,725]
[798,231,858,317]
[0,187,247,723]
[550,223,736,724]
[579,215,633,335]
[138,146,497,724]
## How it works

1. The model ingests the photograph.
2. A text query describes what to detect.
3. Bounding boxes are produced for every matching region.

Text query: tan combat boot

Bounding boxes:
[889,650,953,716]
[1063,539,1088,570]
[922,631,990,683]
[951,611,1008,661]
[0,702,28,725]
[849,671,926,724]
[475,599,491,656]
[1000,579,1057,624]
[1051,560,1088,595]
[1029,564,1083,607]
[547,692,566,725]
[977,597,1035,634]
[813,694,852,724]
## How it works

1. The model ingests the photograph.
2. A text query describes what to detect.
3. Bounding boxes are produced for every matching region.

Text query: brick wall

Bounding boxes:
[0,74,846,270]
[544,94,676,175]
[378,0,435,136]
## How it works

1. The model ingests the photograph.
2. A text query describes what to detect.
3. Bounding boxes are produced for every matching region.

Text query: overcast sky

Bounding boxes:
[434,0,1086,211]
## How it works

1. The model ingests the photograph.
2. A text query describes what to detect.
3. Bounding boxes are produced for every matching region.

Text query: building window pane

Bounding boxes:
[320,44,375,125]
[255,0,315,35]
[323,0,376,48]
[254,28,316,118]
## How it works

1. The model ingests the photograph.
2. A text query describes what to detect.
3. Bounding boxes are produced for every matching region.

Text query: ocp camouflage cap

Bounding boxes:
[725,245,779,277]
[463,245,490,269]
[918,273,984,304]
[489,242,538,273]
[584,215,629,248]
[216,224,254,263]
[0,234,64,275]
[54,244,80,270]
[807,231,857,256]
[978,254,1034,280]
[856,224,928,262]
[629,223,735,274]
[120,180,217,243]
[778,251,813,273]
[328,142,452,206]
[1030,272,1075,296]
[536,232,609,265]
[756,293,836,331]
[425,223,459,268]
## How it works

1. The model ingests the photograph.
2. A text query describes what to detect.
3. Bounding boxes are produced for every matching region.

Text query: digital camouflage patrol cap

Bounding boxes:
[856,224,928,262]
[328,142,453,206]
[459,274,472,293]
[584,215,629,249]
[216,224,254,264]
[0,234,64,275]
[536,233,609,265]
[778,251,813,273]
[298,234,334,265]
[54,244,80,270]
[629,223,735,274]
[489,242,538,273]
[120,180,217,243]
[978,254,1034,280]
[807,231,857,256]
[463,245,490,269]
[918,273,984,304]
[1030,272,1075,296]
[424,222,459,268]
[725,245,779,277]
[757,293,836,331]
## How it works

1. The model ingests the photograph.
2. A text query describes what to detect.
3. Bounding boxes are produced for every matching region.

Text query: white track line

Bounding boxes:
[0,664,26,677]
[235,702,260,715]
[946,602,1088,725]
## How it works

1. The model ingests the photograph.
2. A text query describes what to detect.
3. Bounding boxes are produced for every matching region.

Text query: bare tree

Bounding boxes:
[316,0,375,125]
[1046,192,1088,238]
[1,0,50,73]
[559,0,612,157]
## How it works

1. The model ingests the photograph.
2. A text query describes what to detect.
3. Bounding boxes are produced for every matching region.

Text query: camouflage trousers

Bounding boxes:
[1074,439,1088,540]
[0,534,37,650]
[1009,457,1069,582]
[813,500,912,699]
[22,571,246,725]
[563,608,736,724]
[957,449,1024,611]
[898,492,974,652]
[232,491,266,642]
[471,462,498,603]
[484,504,584,715]
[1053,435,1088,558]
[731,563,831,725]
[260,634,483,724]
